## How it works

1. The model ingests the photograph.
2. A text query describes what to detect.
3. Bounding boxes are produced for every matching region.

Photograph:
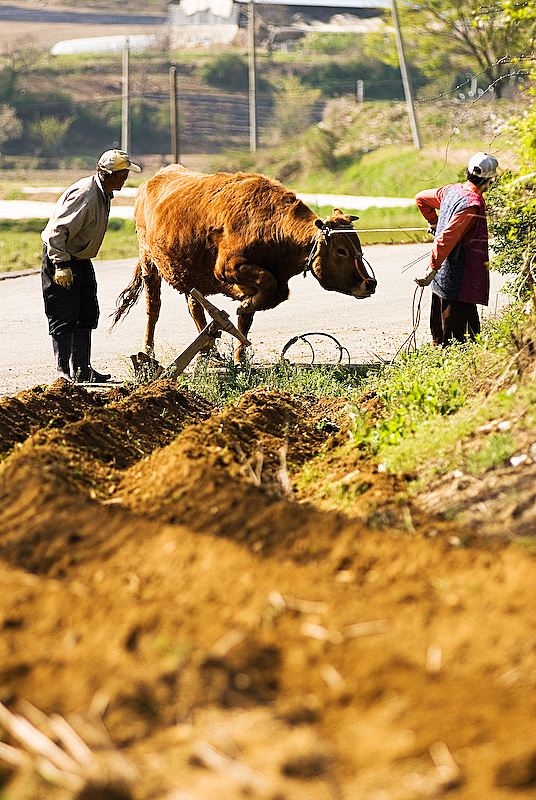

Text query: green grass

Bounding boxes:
[0,219,48,272]
[297,146,464,198]
[180,351,369,407]
[346,304,536,480]
[464,431,515,475]
[0,219,138,273]
[338,147,462,197]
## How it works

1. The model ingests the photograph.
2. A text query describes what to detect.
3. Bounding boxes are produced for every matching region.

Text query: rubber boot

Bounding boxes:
[51,332,73,381]
[71,329,111,383]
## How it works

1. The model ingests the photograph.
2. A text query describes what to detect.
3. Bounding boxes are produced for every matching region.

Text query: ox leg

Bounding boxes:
[129,266,162,379]
[143,266,161,354]
[186,294,218,356]
[187,293,208,334]
[235,311,254,362]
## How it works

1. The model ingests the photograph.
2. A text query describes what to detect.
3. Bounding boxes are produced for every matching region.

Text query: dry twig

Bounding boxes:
[0,700,136,797]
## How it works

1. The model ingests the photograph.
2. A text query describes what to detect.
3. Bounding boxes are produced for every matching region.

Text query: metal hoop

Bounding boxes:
[281,331,351,365]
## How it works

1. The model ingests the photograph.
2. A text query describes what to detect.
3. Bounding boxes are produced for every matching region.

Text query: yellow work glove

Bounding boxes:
[54,266,73,288]
[414,268,437,287]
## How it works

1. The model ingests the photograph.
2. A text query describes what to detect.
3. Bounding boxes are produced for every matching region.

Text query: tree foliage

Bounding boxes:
[488,169,536,297]
[365,0,534,98]
[28,115,75,158]
[268,75,321,144]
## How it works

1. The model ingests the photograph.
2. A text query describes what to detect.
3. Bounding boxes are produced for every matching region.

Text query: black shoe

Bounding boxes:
[73,367,111,384]
[71,329,111,383]
[52,332,73,381]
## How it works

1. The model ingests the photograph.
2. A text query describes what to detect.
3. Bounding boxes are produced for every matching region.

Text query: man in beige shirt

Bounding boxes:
[41,149,141,383]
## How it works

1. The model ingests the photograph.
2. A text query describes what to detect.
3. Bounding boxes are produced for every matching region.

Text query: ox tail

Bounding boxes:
[110,260,144,328]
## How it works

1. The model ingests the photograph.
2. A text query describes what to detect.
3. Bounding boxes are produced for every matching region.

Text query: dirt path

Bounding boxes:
[1,379,536,800]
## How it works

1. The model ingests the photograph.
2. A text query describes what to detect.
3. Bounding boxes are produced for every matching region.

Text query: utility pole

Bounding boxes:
[121,37,130,153]
[248,0,257,152]
[169,66,180,163]
[390,0,421,150]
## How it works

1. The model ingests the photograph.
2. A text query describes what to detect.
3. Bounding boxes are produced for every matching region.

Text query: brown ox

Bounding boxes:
[112,165,376,360]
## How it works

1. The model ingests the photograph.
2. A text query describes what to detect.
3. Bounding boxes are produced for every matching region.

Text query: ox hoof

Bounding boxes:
[131,352,163,380]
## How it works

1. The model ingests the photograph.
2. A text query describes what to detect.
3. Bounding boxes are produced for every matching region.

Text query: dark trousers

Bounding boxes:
[41,246,99,337]
[430,293,480,347]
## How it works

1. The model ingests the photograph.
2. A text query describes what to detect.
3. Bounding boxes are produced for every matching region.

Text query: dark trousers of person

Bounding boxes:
[41,246,99,336]
[41,246,110,381]
[430,293,480,347]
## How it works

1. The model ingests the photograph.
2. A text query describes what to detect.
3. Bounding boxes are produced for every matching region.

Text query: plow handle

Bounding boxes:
[190,288,251,346]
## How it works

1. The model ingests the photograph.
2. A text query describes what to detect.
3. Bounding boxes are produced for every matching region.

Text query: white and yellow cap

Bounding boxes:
[97,149,141,174]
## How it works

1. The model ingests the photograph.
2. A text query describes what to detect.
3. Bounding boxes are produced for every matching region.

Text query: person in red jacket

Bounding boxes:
[414,152,498,346]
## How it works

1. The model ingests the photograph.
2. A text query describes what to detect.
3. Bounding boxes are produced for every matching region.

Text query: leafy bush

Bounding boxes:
[198,54,249,92]
[487,171,536,297]
[296,32,367,56]
[28,115,75,158]
[0,105,22,153]
[267,75,321,145]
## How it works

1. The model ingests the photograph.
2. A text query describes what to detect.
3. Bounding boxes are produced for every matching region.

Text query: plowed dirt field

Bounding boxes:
[0,379,535,800]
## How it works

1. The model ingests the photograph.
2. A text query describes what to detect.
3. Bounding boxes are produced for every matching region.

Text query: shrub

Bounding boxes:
[487,170,536,297]
[199,53,249,92]
[296,126,336,171]
[297,32,366,56]
[28,115,75,158]
[0,105,22,153]
[268,75,321,144]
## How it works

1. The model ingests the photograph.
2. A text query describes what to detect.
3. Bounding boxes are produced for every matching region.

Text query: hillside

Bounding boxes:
[0,12,526,174]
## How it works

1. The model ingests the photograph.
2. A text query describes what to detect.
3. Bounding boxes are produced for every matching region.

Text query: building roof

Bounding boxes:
[170,0,390,7]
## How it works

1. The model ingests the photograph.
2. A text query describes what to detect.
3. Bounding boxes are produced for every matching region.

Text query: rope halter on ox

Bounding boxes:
[303,219,377,291]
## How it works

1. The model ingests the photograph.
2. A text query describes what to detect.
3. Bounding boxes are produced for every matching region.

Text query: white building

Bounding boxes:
[168,0,389,47]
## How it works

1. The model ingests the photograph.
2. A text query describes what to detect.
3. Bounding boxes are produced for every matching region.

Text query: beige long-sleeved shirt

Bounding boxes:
[41,174,111,265]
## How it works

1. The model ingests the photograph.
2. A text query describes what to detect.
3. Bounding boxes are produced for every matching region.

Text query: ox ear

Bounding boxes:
[350,214,359,221]
[314,219,324,229]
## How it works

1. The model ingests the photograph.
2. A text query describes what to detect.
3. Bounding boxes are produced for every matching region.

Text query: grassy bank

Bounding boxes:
[0,219,138,274]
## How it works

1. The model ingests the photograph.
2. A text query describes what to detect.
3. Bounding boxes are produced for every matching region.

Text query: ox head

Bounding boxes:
[308,209,377,299]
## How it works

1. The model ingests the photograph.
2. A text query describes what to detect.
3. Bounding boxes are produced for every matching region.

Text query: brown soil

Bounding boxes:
[1,379,536,800]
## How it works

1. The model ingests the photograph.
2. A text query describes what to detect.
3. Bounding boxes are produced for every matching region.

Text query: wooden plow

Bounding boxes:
[131,288,251,381]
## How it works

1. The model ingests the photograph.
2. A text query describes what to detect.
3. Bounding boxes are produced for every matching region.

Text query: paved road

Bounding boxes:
[0,245,509,397]
[0,4,167,25]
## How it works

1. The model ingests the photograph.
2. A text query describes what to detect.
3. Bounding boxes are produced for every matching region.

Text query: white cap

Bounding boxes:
[97,149,141,174]
[467,152,498,179]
